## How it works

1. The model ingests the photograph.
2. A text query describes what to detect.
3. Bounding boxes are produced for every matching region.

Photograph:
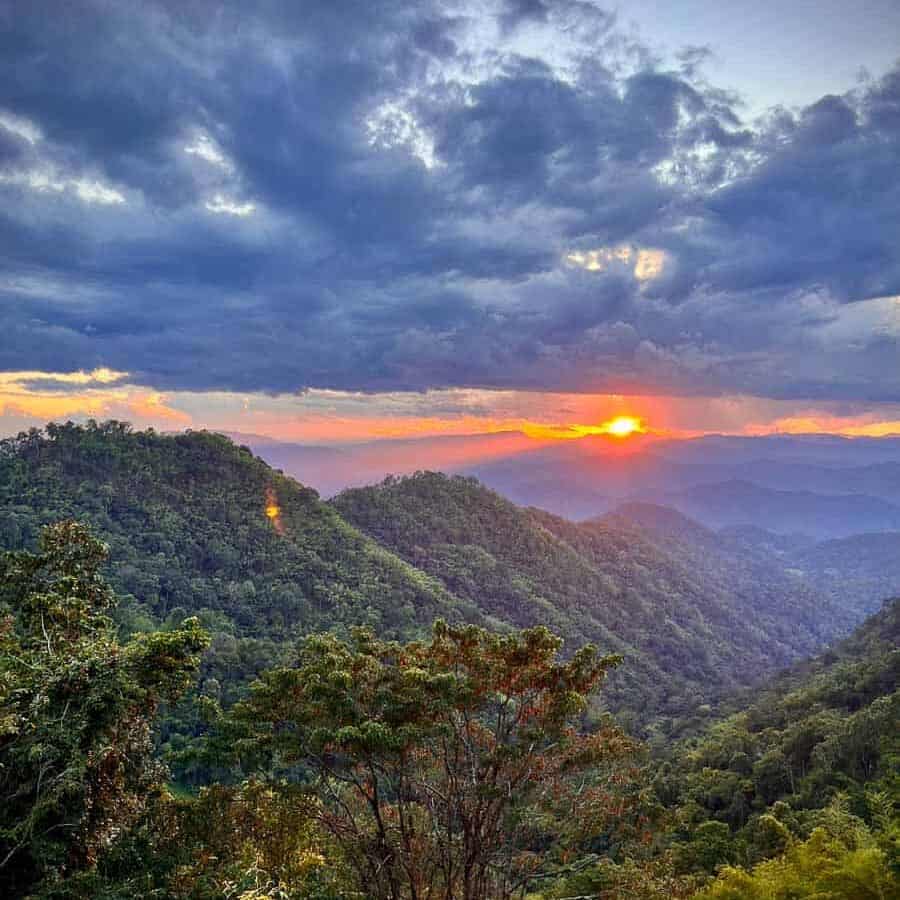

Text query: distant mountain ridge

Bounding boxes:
[237,430,900,541]
[0,423,872,737]
[606,501,899,619]
[634,479,900,540]
[466,435,900,527]
[333,472,859,731]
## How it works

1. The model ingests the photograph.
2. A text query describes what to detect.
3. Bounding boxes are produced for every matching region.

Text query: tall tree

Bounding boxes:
[0,521,208,896]
[232,621,639,900]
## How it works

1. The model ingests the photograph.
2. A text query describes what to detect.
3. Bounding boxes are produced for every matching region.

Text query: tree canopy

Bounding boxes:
[228,621,640,900]
[0,522,208,897]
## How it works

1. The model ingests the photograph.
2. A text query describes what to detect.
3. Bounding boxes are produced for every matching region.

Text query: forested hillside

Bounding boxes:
[794,532,900,608]
[0,423,493,636]
[0,424,865,737]
[548,600,899,896]
[333,472,856,732]
[0,423,495,716]
[1,425,896,899]
[603,501,887,621]
[611,502,899,621]
[651,597,899,879]
[4,527,893,900]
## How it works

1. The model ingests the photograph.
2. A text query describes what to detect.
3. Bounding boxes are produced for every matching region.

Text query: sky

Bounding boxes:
[1,0,899,445]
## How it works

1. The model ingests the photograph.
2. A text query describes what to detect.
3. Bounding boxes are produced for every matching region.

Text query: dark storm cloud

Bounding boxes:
[0,0,898,400]
[701,85,900,302]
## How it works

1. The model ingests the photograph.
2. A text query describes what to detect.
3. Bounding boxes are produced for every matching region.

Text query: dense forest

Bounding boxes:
[0,423,492,724]
[334,473,857,735]
[649,597,899,881]
[1,423,897,898]
[0,422,482,638]
[0,423,860,734]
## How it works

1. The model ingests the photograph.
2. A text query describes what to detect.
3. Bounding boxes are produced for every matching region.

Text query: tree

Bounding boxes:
[0,521,208,896]
[130,779,348,900]
[673,821,738,874]
[231,621,638,900]
[694,824,897,899]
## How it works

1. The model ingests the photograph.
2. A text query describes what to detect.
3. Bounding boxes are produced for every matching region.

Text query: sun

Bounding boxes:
[598,415,646,438]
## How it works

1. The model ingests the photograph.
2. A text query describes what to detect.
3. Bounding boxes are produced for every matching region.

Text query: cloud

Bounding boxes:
[0,110,41,144]
[0,0,897,406]
[566,245,667,281]
[0,368,188,432]
[0,166,125,205]
[205,194,256,217]
[1,368,129,389]
[184,133,233,171]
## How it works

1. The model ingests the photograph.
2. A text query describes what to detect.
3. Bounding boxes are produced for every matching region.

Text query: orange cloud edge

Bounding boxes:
[1,369,900,444]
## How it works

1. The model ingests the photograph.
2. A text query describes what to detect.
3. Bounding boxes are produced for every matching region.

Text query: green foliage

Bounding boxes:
[0,423,474,645]
[539,853,701,900]
[333,473,856,733]
[137,780,349,900]
[23,781,353,900]
[0,423,489,779]
[0,522,208,897]
[795,531,900,612]
[1,424,896,898]
[0,427,868,743]
[229,621,640,900]
[674,821,739,874]
[657,599,899,878]
[694,817,898,899]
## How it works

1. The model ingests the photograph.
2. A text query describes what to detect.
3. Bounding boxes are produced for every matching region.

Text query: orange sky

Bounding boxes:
[1,370,900,449]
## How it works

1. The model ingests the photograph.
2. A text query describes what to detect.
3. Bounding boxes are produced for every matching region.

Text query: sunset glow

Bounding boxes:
[2,2,899,468]
[5,375,900,448]
[598,416,646,438]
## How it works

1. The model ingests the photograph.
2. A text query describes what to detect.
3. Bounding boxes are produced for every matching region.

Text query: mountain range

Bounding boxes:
[4,422,897,738]
[233,430,900,540]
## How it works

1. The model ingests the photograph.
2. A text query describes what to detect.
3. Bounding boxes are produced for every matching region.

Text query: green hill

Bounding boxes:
[0,425,866,734]
[610,502,896,622]
[792,531,900,609]
[657,597,898,865]
[0,423,486,655]
[332,473,856,732]
[599,502,864,654]
[1,425,896,899]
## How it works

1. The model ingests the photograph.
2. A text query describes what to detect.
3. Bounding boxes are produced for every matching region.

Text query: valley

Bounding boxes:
[1,422,897,899]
